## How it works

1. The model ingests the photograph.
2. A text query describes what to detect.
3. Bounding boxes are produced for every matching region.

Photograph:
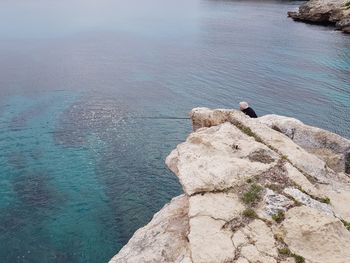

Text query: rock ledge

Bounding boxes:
[110,108,350,263]
[288,0,350,33]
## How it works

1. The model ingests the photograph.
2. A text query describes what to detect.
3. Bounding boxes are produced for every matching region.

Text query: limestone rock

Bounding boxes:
[188,216,235,263]
[240,244,276,263]
[258,114,350,174]
[287,0,350,34]
[240,219,278,258]
[189,192,244,221]
[108,195,190,263]
[110,108,350,263]
[283,187,333,216]
[282,206,350,263]
[166,122,279,195]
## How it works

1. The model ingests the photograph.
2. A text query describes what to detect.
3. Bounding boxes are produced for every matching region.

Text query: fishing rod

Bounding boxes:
[132,116,191,120]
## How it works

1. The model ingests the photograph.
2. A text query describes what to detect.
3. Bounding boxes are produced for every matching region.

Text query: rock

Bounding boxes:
[318,182,350,221]
[110,108,350,263]
[258,114,350,174]
[283,187,333,216]
[108,195,190,263]
[189,192,244,221]
[283,162,323,198]
[240,244,276,263]
[166,122,279,195]
[282,206,350,263]
[240,219,278,258]
[191,108,331,183]
[259,188,294,218]
[287,0,350,34]
[188,216,235,263]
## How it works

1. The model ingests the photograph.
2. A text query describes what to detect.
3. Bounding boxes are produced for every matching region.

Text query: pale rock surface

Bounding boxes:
[283,162,323,198]
[235,258,249,263]
[282,206,350,263]
[240,219,278,258]
[166,122,279,195]
[283,187,333,216]
[110,108,350,263]
[259,114,350,173]
[189,192,244,221]
[240,244,276,263]
[109,195,190,263]
[188,216,235,263]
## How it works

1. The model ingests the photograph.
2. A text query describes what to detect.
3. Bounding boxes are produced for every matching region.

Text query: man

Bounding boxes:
[239,101,257,118]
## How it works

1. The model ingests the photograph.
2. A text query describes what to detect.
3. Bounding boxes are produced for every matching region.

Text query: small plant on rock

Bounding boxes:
[232,121,263,143]
[242,184,263,204]
[272,209,285,223]
[341,219,350,231]
[242,208,258,219]
[320,197,331,204]
[278,247,305,263]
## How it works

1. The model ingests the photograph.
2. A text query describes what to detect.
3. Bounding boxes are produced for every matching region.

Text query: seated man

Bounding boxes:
[239,101,257,118]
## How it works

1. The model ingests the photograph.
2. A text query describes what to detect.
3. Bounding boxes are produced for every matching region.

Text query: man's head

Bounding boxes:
[239,101,249,111]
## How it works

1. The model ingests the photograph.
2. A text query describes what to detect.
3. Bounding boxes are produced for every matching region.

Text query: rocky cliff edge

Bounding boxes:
[109,108,350,263]
[288,0,350,33]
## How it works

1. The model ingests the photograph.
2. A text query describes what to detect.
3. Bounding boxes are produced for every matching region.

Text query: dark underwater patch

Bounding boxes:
[13,171,65,208]
[7,151,27,170]
[9,101,51,131]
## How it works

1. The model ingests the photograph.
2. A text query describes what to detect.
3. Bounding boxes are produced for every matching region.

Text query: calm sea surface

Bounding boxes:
[0,0,349,262]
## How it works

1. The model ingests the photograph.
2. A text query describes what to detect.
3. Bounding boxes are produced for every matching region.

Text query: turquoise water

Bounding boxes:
[0,0,349,262]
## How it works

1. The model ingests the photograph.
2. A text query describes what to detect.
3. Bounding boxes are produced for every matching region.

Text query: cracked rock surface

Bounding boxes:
[109,108,350,263]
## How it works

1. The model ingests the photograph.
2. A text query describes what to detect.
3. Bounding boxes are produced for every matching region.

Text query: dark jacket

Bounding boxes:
[242,107,257,118]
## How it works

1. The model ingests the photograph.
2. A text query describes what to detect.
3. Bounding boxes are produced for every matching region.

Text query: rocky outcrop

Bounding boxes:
[109,194,191,263]
[109,108,350,263]
[288,0,350,33]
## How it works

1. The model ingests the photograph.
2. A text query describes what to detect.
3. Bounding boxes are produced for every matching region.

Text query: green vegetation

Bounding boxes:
[341,219,350,231]
[242,184,263,204]
[319,196,331,204]
[281,155,289,161]
[242,208,258,219]
[278,248,305,263]
[233,121,263,143]
[278,248,291,256]
[272,209,285,223]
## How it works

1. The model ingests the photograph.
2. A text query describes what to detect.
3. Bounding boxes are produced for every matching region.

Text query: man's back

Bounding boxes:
[242,107,257,118]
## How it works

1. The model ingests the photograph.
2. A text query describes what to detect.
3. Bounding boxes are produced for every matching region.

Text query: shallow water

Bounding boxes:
[0,0,349,262]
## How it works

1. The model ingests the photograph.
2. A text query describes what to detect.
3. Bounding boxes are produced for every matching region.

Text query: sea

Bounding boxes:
[0,0,349,262]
